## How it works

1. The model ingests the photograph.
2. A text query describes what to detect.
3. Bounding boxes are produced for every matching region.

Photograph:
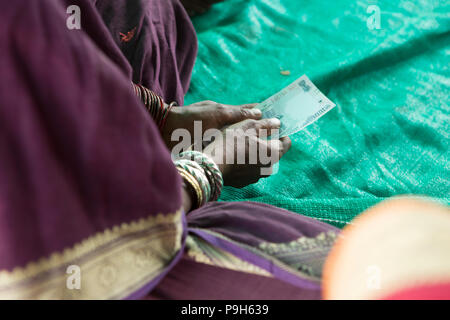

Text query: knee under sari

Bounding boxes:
[0,0,339,299]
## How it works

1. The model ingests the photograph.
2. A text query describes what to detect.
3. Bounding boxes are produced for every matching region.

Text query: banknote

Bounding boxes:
[257,75,336,137]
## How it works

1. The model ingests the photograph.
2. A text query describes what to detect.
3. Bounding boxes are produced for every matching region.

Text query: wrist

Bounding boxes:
[132,83,176,134]
[161,106,183,147]
[173,151,224,211]
[182,181,194,213]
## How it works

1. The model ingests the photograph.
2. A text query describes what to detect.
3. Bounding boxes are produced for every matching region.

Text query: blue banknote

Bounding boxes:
[257,75,336,137]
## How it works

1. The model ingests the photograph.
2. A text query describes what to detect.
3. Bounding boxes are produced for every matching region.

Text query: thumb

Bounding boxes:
[220,104,262,125]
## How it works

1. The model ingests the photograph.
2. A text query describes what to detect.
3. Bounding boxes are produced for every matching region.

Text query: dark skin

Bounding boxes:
[164,102,292,213]
[173,2,291,212]
[162,101,262,149]
[204,117,292,187]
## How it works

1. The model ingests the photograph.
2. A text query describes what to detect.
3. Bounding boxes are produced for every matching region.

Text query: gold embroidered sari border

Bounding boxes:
[0,209,183,299]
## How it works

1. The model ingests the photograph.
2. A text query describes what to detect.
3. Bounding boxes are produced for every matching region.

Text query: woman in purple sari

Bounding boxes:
[0,0,338,299]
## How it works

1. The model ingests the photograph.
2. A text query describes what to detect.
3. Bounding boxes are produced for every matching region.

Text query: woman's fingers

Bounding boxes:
[280,136,292,156]
[188,101,262,127]
[267,136,291,160]
[237,118,281,134]
[220,105,262,124]
[260,136,291,168]
[240,103,259,109]
[257,118,281,134]
[265,139,283,159]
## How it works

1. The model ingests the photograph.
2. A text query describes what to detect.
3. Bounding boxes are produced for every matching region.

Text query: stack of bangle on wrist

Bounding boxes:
[174,151,223,210]
[132,83,176,131]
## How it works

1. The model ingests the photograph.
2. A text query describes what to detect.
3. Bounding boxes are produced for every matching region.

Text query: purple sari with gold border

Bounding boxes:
[0,0,338,299]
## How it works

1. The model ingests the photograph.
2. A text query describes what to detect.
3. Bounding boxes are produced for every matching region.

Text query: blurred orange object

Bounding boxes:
[323,197,450,300]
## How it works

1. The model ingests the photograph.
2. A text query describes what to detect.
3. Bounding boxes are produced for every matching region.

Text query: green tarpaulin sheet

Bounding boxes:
[184,0,450,227]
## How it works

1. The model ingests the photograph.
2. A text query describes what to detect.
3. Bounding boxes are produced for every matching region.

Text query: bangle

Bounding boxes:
[176,167,203,209]
[177,151,223,202]
[132,82,174,133]
[159,101,176,132]
[174,159,211,204]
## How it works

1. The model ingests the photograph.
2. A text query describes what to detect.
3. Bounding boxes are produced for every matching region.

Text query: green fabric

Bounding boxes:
[185,0,450,227]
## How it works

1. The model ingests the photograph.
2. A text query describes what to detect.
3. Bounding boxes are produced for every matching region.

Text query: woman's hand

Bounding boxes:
[203,118,292,188]
[162,101,262,149]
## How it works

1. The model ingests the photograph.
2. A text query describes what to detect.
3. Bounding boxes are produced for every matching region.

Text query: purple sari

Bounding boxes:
[0,0,338,299]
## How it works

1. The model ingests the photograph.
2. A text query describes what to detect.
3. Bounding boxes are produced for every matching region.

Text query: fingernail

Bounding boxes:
[270,118,281,127]
[250,108,262,117]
